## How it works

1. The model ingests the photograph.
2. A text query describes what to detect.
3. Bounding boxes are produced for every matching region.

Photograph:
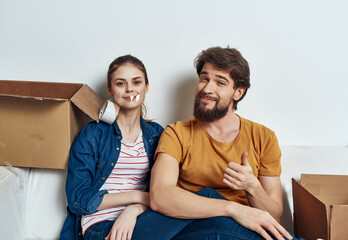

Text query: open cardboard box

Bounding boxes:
[292,174,348,240]
[0,80,104,169]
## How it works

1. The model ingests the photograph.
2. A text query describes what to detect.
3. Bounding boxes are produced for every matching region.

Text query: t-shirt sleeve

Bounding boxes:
[259,131,281,176]
[154,124,183,163]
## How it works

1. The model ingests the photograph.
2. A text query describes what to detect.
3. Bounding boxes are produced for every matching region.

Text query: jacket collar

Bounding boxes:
[111,116,157,138]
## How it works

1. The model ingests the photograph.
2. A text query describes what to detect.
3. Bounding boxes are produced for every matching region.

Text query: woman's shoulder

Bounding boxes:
[82,120,110,130]
[144,120,164,134]
[78,120,114,138]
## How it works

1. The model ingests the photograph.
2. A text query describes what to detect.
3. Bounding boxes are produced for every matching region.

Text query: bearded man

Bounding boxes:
[131,47,299,240]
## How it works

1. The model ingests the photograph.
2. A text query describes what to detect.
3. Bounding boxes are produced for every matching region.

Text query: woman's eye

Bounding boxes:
[134,81,142,85]
[116,82,125,86]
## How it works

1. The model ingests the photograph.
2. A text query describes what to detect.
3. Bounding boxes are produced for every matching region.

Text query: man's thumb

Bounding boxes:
[241,152,249,165]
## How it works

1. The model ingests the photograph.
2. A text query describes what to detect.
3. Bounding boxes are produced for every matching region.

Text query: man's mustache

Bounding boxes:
[197,91,219,102]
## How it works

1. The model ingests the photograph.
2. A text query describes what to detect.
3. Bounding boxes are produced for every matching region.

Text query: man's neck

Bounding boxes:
[202,110,241,143]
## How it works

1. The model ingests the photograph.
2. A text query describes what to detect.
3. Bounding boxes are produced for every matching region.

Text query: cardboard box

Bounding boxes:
[292,174,348,240]
[0,80,104,169]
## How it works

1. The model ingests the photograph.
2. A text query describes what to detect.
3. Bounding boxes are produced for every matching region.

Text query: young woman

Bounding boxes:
[60,55,163,240]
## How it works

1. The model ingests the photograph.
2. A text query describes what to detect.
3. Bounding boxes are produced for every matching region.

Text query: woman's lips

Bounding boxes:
[124,94,140,102]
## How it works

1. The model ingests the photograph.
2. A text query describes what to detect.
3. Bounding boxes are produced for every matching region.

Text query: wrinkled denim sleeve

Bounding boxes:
[65,123,107,216]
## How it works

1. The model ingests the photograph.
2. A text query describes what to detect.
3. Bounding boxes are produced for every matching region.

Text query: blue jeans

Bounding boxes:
[85,188,300,240]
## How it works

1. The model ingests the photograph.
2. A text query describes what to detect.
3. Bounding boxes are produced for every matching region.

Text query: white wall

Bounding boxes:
[1,1,348,238]
[1,0,348,147]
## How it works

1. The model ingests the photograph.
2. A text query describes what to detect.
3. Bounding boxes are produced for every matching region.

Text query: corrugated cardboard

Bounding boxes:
[292,174,348,240]
[0,80,104,169]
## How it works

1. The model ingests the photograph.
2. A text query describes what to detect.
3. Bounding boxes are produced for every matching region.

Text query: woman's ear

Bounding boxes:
[145,83,149,94]
[107,85,113,97]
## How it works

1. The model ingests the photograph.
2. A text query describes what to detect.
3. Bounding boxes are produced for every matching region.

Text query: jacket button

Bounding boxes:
[118,136,121,139]
[116,147,119,150]
[78,232,82,236]
[102,177,105,180]
[111,163,114,166]
[149,139,152,142]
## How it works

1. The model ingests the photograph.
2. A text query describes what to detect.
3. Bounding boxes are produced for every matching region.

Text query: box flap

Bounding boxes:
[70,84,104,121]
[0,80,83,99]
[300,174,348,205]
[0,94,67,102]
[330,205,348,240]
[292,178,328,240]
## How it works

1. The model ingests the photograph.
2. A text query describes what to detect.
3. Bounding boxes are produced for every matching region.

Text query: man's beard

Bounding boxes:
[193,91,231,122]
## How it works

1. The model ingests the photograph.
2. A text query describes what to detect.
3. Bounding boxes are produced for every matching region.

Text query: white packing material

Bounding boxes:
[25,168,67,239]
[0,166,30,240]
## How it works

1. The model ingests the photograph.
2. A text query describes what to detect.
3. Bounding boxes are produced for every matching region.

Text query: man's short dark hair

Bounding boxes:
[194,46,251,110]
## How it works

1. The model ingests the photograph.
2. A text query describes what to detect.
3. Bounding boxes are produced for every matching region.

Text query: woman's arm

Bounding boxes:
[65,124,107,216]
[97,191,149,211]
[105,204,148,240]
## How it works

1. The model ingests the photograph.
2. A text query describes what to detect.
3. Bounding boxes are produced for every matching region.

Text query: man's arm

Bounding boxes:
[251,175,283,222]
[150,153,230,219]
[150,152,292,240]
[223,152,283,222]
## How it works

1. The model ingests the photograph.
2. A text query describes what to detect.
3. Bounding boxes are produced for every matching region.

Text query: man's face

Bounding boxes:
[193,63,243,122]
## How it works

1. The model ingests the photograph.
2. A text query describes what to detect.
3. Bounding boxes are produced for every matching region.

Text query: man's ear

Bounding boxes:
[233,87,246,101]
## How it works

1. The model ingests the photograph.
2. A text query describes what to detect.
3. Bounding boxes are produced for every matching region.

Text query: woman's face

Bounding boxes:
[108,63,148,110]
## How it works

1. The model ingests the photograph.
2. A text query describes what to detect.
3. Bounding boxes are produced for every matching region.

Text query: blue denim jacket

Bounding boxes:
[60,117,163,240]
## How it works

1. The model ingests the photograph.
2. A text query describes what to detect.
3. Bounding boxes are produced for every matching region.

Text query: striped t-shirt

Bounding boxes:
[81,132,149,234]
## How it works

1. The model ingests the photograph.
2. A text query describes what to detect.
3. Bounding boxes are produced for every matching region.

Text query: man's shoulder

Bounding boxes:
[167,118,197,129]
[163,118,200,139]
[240,116,275,136]
[239,117,280,154]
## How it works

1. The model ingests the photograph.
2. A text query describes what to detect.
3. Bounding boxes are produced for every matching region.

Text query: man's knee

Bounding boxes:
[188,217,262,239]
[203,216,236,230]
[194,188,227,200]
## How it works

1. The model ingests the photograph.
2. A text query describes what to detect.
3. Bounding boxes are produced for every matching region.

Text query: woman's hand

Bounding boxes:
[105,204,147,240]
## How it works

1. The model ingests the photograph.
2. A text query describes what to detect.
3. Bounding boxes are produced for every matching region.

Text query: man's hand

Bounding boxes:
[223,152,259,193]
[105,204,147,240]
[224,152,284,222]
[229,203,292,240]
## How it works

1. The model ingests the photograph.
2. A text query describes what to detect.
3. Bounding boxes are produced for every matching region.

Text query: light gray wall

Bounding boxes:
[1,0,348,146]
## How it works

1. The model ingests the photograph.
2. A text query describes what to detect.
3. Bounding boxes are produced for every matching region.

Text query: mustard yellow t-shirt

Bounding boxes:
[155,117,281,206]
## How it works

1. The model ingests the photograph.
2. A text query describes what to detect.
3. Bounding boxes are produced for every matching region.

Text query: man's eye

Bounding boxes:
[200,77,208,82]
